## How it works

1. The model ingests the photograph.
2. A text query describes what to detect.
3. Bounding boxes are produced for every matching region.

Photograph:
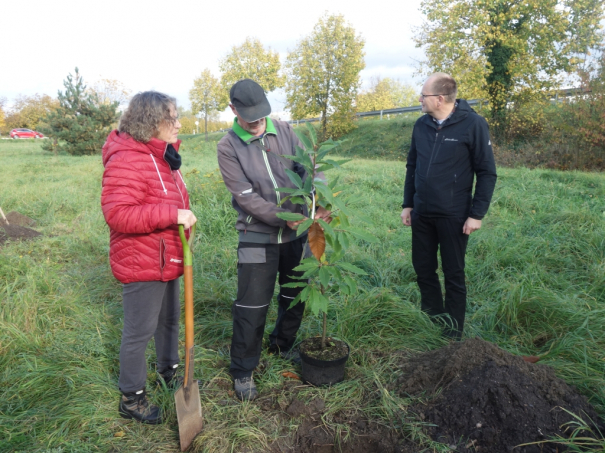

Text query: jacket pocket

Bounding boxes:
[450,173,457,206]
[238,247,266,264]
[160,238,166,277]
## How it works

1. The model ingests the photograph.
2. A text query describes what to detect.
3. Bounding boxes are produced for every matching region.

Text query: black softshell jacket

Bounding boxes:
[403,100,497,219]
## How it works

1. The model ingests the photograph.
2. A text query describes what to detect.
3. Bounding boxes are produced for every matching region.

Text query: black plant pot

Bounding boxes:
[299,339,350,386]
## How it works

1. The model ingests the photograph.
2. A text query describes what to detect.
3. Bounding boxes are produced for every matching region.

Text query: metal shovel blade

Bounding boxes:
[175,380,203,451]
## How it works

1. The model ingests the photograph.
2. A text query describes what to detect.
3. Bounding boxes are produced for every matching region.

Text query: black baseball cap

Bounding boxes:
[229,79,271,122]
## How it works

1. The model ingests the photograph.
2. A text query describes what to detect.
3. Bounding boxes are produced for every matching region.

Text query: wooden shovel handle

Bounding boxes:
[178,224,196,388]
[183,265,194,388]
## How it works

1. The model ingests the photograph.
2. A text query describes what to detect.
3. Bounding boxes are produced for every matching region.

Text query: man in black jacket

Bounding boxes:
[401,73,497,340]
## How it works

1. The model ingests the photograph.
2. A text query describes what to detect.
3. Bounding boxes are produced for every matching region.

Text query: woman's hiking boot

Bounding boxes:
[118,389,162,424]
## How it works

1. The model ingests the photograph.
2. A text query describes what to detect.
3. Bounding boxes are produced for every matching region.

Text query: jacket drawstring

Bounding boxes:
[150,154,168,195]
[177,170,187,187]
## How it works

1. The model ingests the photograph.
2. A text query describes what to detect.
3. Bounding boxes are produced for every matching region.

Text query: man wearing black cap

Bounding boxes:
[217,79,330,401]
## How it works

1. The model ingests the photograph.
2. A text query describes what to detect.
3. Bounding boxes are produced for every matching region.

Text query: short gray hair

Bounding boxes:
[119,91,177,142]
[429,73,458,103]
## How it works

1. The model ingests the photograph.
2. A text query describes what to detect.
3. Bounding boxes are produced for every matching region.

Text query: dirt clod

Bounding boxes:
[397,338,603,452]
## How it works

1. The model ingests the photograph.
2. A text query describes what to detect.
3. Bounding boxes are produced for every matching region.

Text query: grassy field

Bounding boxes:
[179,113,420,161]
[1,131,604,452]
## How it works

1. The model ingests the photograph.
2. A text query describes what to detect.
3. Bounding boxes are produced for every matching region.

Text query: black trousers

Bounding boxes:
[411,211,469,339]
[230,237,307,379]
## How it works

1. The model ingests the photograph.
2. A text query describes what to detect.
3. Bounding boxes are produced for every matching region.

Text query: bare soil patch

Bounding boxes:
[0,212,41,245]
[260,392,415,453]
[395,338,603,452]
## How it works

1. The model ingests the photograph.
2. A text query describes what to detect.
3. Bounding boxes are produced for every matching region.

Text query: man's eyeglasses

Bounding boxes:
[420,93,447,99]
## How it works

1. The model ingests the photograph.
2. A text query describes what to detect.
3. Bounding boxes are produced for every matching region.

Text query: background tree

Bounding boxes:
[0,97,6,134]
[284,14,365,138]
[177,107,230,135]
[39,68,119,156]
[389,79,420,108]
[219,37,284,94]
[189,69,227,142]
[415,0,604,137]
[357,77,419,112]
[87,78,132,107]
[4,94,59,131]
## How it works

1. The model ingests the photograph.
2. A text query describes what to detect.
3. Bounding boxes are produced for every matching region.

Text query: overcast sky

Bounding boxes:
[2,0,426,118]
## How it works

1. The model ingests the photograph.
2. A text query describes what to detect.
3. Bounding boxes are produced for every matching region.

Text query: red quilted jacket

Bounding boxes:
[101,130,190,284]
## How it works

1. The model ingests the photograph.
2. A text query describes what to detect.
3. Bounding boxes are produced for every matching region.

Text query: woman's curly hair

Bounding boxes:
[118,91,177,142]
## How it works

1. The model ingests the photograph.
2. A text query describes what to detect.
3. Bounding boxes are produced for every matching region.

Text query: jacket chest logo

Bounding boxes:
[444,138,458,142]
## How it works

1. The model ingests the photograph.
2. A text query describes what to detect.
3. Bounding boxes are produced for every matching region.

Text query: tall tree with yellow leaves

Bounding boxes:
[189,69,227,142]
[219,37,284,94]
[357,77,419,112]
[284,14,365,139]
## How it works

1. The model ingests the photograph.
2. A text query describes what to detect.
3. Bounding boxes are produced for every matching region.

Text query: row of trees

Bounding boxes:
[189,14,417,141]
[0,94,58,134]
[0,79,131,137]
[416,0,605,139]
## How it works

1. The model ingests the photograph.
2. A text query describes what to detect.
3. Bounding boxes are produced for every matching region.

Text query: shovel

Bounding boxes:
[175,224,203,451]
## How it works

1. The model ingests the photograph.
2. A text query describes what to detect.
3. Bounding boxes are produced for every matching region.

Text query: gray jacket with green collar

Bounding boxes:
[217,118,316,244]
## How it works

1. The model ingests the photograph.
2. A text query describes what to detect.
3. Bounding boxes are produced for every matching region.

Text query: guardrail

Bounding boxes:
[288,99,483,125]
[212,87,583,132]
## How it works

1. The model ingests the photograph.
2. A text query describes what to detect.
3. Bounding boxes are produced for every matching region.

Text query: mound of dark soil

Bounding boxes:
[0,212,41,245]
[4,211,36,227]
[396,338,603,452]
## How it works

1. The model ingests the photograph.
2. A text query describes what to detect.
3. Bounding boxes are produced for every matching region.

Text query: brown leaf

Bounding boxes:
[114,431,125,438]
[308,222,325,261]
[521,355,541,363]
[282,371,301,380]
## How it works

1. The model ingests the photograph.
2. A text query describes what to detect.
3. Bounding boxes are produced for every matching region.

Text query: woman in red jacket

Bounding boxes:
[101,91,197,425]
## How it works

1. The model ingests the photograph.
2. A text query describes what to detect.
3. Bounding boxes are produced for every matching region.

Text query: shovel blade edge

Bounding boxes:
[175,381,203,451]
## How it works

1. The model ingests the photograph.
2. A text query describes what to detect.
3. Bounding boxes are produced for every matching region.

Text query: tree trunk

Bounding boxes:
[204,113,208,142]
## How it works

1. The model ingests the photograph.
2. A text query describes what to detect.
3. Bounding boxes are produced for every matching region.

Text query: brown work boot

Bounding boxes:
[118,389,162,424]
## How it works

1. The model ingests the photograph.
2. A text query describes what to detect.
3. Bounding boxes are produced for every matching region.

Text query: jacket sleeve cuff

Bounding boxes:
[469,214,484,220]
[171,205,179,226]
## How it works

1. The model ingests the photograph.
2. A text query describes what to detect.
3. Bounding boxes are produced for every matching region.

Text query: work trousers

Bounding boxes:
[411,211,469,339]
[230,238,307,379]
[119,279,180,393]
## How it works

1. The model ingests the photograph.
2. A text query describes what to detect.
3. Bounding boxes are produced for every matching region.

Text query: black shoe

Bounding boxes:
[269,346,301,365]
[156,364,183,389]
[442,327,463,341]
[279,349,301,365]
[118,389,162,424]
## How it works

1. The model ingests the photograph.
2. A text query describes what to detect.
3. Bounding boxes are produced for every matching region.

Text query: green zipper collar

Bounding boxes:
[232,117,277,143]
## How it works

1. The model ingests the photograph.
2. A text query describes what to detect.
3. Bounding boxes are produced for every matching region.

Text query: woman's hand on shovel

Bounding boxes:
[178,210,197,229]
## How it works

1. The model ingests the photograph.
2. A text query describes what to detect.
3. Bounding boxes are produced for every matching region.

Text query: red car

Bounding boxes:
[10,128,44,139]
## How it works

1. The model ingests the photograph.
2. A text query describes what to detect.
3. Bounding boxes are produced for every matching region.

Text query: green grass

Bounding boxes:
[1,137,604,452]
[178,114,420,161]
